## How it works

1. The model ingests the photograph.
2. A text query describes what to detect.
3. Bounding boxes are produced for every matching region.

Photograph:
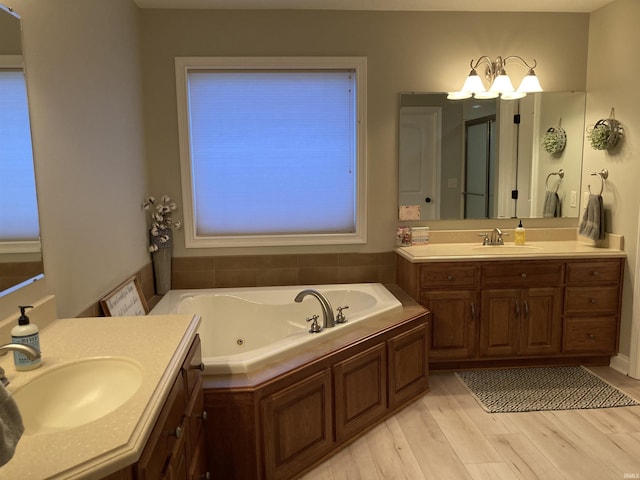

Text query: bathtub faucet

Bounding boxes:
[294,289,336,328]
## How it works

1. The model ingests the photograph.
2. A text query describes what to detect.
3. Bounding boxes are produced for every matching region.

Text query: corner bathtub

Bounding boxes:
[149,283,403,374]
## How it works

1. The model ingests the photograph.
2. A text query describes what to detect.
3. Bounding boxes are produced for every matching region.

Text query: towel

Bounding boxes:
[0,383,23,466]
[578,194,605,241]
[543,191,561,217]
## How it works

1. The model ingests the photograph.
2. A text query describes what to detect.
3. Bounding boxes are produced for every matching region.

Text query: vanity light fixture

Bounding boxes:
[447,55,543,100]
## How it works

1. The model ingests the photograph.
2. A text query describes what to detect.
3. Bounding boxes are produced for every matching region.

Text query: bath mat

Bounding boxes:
[455,366,639,413]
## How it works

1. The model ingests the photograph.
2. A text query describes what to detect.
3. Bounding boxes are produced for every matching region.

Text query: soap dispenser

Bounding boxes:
[514,220,526,245]
[11,306,41,371]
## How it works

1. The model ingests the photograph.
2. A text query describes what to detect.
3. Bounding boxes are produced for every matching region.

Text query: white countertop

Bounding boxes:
[0,314,200,480]
[396,240,626,263]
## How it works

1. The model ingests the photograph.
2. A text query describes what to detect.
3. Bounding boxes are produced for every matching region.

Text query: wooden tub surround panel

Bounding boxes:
[203,287,429,480]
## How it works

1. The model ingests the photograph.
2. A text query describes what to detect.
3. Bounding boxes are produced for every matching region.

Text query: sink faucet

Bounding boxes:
[294,289,335,328]
[479,228,508,245]
[490,227,504,245]
[0,343,41,386]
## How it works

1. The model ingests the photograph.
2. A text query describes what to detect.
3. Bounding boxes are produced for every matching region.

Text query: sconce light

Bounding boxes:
[447,56,543,100]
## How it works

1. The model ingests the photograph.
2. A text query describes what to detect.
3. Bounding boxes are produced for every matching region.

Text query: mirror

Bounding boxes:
[398,91,586,220]
[0,6,44,297]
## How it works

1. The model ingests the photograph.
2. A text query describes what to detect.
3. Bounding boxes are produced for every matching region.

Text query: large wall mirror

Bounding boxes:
[399,91,586,221]
[0,5,44,297]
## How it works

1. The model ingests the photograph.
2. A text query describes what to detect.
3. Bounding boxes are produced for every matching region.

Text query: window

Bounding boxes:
[0,57,39,250]
[175,57,367,248]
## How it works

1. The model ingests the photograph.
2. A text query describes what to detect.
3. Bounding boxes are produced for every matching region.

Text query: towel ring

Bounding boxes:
[545,169,565,193]
[588,169,608,196]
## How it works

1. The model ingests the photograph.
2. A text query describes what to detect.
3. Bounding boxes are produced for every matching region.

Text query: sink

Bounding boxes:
[471,245,543,254]
[12,357,143,435]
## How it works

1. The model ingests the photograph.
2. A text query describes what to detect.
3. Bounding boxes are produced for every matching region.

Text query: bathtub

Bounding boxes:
[149,283,403,374]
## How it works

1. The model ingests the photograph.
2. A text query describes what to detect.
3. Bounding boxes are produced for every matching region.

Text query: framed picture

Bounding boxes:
[100,276,149,316]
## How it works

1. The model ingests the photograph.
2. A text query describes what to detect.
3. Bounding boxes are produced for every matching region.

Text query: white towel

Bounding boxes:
[0,383,23,467]
[543,191,561,217]
[578,194,605,241]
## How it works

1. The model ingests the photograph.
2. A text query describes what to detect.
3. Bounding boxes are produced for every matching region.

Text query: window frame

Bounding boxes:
[175,56,367,248]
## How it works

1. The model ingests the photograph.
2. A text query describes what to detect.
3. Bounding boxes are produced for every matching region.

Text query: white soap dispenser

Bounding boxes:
[11,305,41,371]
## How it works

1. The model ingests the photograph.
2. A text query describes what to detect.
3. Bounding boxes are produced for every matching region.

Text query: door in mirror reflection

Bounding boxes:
[464,116,496,218]
[398,107,441,220]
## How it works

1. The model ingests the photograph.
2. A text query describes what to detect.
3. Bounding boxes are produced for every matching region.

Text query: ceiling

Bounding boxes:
[133,0,615,13]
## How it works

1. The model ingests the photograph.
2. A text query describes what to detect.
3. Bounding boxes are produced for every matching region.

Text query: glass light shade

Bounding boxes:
[489,73,515,93]
[474,91,499,99]
[447,91,472,100]
[461,70,486,93]
[501,91,527,100]
[517,70,543,92]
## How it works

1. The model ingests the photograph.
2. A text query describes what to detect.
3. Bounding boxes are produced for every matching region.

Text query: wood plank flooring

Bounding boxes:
[300,367,640,480]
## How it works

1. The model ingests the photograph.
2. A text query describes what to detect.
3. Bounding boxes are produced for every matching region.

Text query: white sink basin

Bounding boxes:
[471,245,543,254]
[13,357,143,435]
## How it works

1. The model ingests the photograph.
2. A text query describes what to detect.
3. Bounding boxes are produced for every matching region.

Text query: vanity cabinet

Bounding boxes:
[416,263,478,360]
[136,335,209,480]
[396,254,624,369]
[480,261,563,357]
[563,260,623,353]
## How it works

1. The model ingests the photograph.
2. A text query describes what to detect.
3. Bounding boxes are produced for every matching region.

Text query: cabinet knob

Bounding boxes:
[521,273,527,279]
[447,275,454,281]
[172,425,183,439]
[588,333,596,340]
[190,362,205,371]
[591,298,597,304]
[592,271,600,276]
[200,473,211,480]
[199,410,208,421]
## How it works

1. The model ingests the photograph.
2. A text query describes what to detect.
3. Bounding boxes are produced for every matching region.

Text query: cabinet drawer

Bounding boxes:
[564,286,619,314]
[137,374,186,480]
[183,335,203,400]
[481,261,563,288]
[566,260,621,285]
[419,264,477,288]
[563,317,617,353]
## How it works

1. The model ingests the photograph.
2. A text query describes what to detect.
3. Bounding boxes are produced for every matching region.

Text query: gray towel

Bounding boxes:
[0,383,23,466]
[543,191,561,217]
[578,194,605,240]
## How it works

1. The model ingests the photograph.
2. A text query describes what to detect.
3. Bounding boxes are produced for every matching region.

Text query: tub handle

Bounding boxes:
[336,305,350,324]
[307,315,322,333]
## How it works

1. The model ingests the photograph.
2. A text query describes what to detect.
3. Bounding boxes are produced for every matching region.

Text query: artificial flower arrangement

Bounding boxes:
[587,118,623,151]
[542,126,567,154]
[142,195,181,252]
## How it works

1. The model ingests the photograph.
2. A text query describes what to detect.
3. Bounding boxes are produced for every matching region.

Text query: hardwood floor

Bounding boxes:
[300,367,640,480]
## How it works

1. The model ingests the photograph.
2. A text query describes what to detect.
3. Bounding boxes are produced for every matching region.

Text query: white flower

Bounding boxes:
[143,193,182,253]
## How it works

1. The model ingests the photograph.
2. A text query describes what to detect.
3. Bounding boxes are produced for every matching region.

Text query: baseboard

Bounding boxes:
[609,353,629,375]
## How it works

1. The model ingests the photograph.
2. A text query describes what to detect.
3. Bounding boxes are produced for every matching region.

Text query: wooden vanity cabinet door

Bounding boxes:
[519,287,562,355]
[137,374,186,480]
[480,289,520,357]
[420,290,477,359]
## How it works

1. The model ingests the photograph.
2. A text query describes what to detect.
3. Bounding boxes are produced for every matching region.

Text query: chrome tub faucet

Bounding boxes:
[294,289,336,329]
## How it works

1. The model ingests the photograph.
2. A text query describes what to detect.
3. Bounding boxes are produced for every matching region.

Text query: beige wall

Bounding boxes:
[585,0,640,358]
[0,0,149,320]
[140,9,589,258]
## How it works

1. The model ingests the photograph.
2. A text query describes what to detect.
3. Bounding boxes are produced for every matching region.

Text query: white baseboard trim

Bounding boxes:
[610,354,630,376]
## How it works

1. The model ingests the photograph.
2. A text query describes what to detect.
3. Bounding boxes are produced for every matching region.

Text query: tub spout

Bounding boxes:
[294,289,335,328]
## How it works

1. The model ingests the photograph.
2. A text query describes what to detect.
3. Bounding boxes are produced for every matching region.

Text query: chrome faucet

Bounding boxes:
[479,227,508,245]
[294,289,336,328]
[0,343,41,386]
